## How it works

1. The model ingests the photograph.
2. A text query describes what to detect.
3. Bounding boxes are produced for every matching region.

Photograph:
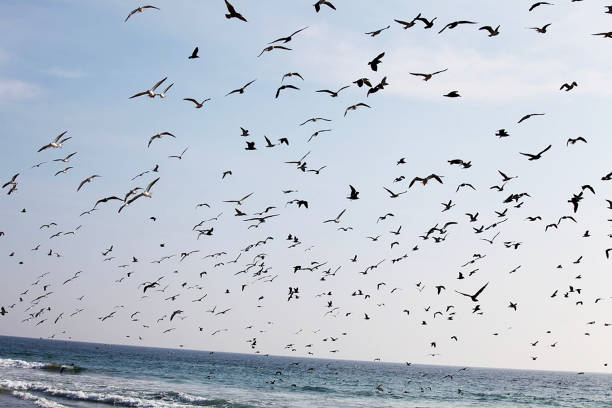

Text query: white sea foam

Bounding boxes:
[1,379,199,408]
[12,391,67,408]
[0,358,46,369]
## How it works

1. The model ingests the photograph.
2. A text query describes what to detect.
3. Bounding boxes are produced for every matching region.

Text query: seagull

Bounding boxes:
[154,83,173,98]
[183,98,211,108]
[344,103,371,116]
[566,137,587,146]
[119,178,160,212]
[365,25,391,37]
[347,185,360,200]
[529,2,553,12]
[226,79,256,96]
[438,20,477,34]
[314,0,336,12]
[324,209,346,224]
[282,72,304,82]
[130,77,167,99]
[269,27,308,44]
[124,5,159,22]
[258,45,292,57]
[409,174,444,187]
[529,24,551,33]
[54,166,73,176]
[77,175,101,192]
[224,0,247,22]
[368,52,385,71]
[518,113,545,123]
[316,86,349,98]
[188,47,199,59]
[455,282,489,302]
[38,131,71,152]
[148,132,175,147]
[53,152,77,163]
[276,84,299,98]
[560,81,578,91]
[479,25,500,37]
[223,192,253,206]
[410,69,448,81]
[168,147,188,160]
[520,145,552,161]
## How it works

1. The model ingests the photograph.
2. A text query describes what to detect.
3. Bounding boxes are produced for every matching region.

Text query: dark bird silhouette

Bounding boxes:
[226,79,256,96]
[479,25,500,37]
[124,5,159,22]
[366,25,391,37]
[224,0,247,22]
[188,47,199,59]
[314,0,336,13]
[368,52,385,71]
[347,185,360,200]
[438,21,477,34]
[276,84,299,98]
[410,69,448,81]
[455,282,489,302]
[520,144,552,161]
[269,27,308,44]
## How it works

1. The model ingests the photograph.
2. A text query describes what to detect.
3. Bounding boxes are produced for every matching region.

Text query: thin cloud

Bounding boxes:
[0,78,42,103]
[44,67,86,79]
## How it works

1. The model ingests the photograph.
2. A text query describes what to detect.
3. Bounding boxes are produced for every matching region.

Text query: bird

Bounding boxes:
[38,131,71,152]
[124,5,159,22]
[409,174,444,187]
[479,25,500,37]
[54,166,73,176]
[77,175,101,192]
[314,1,336,13]
[129,77,167,99]
[183,98,211,108]
[226,79,256,96]
[53,152,77,163]
[529,24,551,33]
[316,86,349,98]
[518,113,545,123]
[223,192,253,206]
[148,132,175,147]
[410,69,448,81]
[438,21,477,34]
[282,72,304,82]
[269,27,308,44]
[224,0,247,22]
[365,25,391,37]
[443,91,460,98]
[455,282,489,302]
[154,83,173,98]
[560,81,578,91]
[519,145,552,161]
[276,85,299,98]
[347,185,360,200]
[258,45,292,57]
[324,209,346,224]
[188,47,199,59]
[529,2,553,12]
[368,52,385,71]
[119,178,160,212]
[566,137,587,146]
[168,147,189,160]
[383,187,406,198]
[344,103,371,116]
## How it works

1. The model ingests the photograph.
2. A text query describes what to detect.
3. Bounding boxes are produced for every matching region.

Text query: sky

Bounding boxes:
[0,0,611,373]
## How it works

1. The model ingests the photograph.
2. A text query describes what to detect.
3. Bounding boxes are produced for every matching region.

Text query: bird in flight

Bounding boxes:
[224,0,247,22]
[38,131,71,152]
[124,5,159,22]
[314,1,336,13]
[410,69,448,81]
[130,77,167,99]
[269,27,308,44]
[479,25,500,37]
[183,98,211,108]
[520,145,552,161]
[455,282,489,302]
[438,20,477,34]
[226,79,256,96]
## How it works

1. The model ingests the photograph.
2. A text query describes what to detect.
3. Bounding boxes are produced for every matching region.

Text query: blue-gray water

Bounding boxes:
[0,336,610,407]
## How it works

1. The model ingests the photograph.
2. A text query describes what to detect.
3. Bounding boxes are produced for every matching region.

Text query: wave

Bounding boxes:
[0,358,84,373]
[1,380,260,408]
[12,390,67,408]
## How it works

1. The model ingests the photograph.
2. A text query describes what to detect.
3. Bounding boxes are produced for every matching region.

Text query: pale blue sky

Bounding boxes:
[1,0,611,372]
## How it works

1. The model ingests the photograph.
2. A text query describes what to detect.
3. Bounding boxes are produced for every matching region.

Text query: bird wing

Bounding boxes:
[538,144,552,155]
[473,282,489,298]
[225,0,237,14]
[150,77,168,92]
[129,91,148,99]
[183,98,199,105]
[146,177,160,192]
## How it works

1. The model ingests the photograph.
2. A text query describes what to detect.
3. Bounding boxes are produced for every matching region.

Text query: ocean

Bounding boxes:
[0,335,610,407]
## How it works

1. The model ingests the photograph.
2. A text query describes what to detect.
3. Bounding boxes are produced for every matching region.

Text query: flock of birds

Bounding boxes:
[2,0,612,391]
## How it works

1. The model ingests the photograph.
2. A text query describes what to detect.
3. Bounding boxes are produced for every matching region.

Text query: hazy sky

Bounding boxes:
[1,0,611,373]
